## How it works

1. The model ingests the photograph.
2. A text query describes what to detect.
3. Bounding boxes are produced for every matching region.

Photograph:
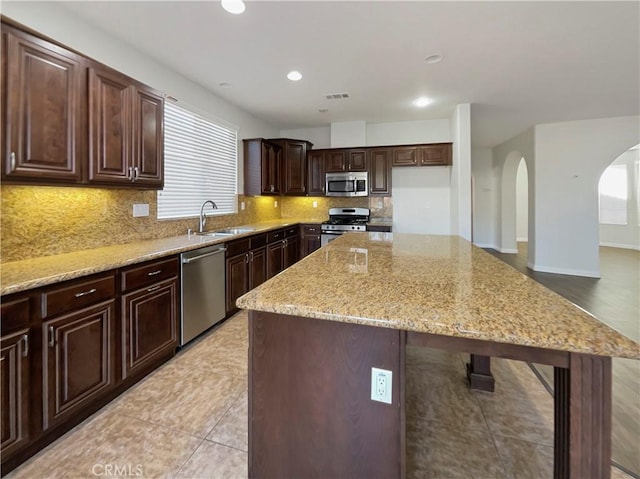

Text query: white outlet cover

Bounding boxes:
[371,367,392,404]
[312,200,318,208]
[132,203,149,217]
[241,201,246,210]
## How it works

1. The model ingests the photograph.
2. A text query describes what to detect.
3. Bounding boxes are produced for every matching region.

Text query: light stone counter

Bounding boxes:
[237,232,639,359]
[1,219,312,295]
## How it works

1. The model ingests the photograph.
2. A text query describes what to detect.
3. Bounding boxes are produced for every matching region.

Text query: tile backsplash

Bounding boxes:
[0,185,392,263]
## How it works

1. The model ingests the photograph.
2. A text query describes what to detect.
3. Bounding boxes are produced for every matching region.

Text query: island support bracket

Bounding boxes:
[466,354,495,392]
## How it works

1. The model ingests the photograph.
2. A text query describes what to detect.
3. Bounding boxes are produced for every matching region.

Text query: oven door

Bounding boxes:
[321,231,342,247]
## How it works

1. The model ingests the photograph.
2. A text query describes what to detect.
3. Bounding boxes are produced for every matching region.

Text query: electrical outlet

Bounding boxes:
[241,201,245,210]
[132,203,149,217]
[274,200,278,208]
[312,200,318,208]
[371,367,392,404]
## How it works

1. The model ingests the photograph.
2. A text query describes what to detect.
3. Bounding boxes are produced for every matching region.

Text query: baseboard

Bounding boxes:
[527,261,601,278]
[473,242,498,249]
[498,248,518,254]
[599,242,640,251]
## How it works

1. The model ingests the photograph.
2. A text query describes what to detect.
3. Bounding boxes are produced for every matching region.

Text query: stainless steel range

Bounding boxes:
[321,207,370,247]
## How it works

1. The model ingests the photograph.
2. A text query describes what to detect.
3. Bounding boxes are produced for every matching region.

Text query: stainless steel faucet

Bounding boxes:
[198,200,218,233]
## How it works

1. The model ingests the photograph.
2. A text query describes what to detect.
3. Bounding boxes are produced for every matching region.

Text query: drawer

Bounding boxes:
[285,227,298,238]
[226,237,251,257]
[1,295,30,334]
[120,257,179,293]
[302,224,321,234]
[267,229,284,243]
[250,233,267,249]
[42,273,116,318]
[367,225,392,233]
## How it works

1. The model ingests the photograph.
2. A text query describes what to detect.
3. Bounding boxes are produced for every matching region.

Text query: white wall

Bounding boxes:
[533,116,639,277]
[2,1,280,194]
[471,147,497,247]
[280,127,331,149]
[366,120,450,146]
[599,148,640,250]
[331,121,367,148]
[516,159,528,241]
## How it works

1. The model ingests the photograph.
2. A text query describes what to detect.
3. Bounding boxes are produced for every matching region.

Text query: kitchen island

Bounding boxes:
[237,232,639,479]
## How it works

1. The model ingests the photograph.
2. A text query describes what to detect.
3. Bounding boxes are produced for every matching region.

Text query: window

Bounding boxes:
[598,164,627,225]
[157,102,238,219]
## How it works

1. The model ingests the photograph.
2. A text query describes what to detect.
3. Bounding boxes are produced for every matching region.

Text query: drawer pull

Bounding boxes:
[147,270,162,276]
[10,152,16,171]
[48,326,55,347]
[22,334,29,357]
[74,288,97,298]
[147,285,161,293]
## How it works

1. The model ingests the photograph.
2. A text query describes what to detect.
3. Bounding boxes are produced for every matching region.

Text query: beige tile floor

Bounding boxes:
[8,310,634,479]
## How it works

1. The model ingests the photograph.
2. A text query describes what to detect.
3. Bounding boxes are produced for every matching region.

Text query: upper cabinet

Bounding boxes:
[392,143,452,167]
[2,28,85,183]
[324,149,367,172]
[243,138,312,196]
[1,22,164,189]
[88,65,163,188]
[306,150,325,196]
[368,148,392,196]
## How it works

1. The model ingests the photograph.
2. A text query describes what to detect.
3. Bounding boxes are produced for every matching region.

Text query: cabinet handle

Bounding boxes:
[128,166,134,181]
[48,326,55,347]
[302,185,305,192]
[75,288,97,298]
[245,253,249,264]
[10,152,16,171]
[133,166,139,181]
[249,251,254,262]
[22,334,29,357]
[147,285,161,293]
[147,270,162,276]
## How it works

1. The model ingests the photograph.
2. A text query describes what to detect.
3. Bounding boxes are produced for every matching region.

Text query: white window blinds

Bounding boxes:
[157,102,238,219]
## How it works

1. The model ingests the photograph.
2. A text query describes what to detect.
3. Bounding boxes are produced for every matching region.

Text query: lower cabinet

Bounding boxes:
[301,224,321,257]
[121,277,177,380]
[42,300,116,430]
[1,328,30,458]
[226,236,267,314]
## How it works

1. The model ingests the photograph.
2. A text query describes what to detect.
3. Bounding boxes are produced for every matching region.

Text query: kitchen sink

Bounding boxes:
[214,227,256,235]
[194,231,235,237]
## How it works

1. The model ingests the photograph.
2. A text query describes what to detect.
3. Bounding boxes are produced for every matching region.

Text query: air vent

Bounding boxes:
[325,92,350,100]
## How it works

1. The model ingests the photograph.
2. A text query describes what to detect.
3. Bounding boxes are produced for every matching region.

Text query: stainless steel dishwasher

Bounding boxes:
[180,244,227,346]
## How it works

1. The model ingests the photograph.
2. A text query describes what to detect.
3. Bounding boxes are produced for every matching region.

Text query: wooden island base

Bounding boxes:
[249,311,613,479]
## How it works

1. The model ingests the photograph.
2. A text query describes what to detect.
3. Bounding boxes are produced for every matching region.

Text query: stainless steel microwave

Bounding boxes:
[325,172,368,197]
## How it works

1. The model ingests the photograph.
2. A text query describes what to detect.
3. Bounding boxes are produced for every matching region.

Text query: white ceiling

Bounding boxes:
[56,1,639,148]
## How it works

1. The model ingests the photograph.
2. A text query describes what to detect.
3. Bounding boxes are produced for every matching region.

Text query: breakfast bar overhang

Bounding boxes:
[238,233,639,479]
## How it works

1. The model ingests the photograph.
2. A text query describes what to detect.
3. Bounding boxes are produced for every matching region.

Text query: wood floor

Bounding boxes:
[485,243,640,477]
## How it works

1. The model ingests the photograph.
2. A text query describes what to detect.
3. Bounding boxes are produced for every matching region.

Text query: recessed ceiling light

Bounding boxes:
[287,70,302,81]
[221,0,245,14]
[413,97,433,108]
[425,54,443,64]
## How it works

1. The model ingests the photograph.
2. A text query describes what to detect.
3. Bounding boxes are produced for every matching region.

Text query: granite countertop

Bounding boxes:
[0,219,312,295]
[237,232,640,359]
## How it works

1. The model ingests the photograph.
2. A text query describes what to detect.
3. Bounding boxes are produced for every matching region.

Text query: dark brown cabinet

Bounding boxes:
[226,235,267,314]
[1,296,31,459]
[307,150,326,196]
[244,138,282,196]
[1,21,164,189]
[324,149,367,173]
[369,148,392,196]
[392,143,452,167]
[88,65,164,188]
[300,224,321,257]
[266,227,299,278]
[270,139,312,196]
[120,258,178,379]
[2,27,84,183]
[42,300,116,430]
[284,227,299,268]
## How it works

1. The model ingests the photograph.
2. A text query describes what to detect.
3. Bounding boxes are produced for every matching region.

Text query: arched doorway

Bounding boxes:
[500,151,529,256]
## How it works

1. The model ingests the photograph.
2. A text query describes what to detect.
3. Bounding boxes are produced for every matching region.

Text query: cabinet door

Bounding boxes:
[1,329,30,457]
[88,66,132,184]
[266,241,285,279]
[132,85,163,187]
[302,234,321,257]
[307,150,325,196]
[42,300,116,430]
[282,140,307,195]
[347,150,367,171]
[325,150,347,172]
[226,253,249,314]
[2,30,83,182]
[284,236,299,268]
[419,143,452,166]
[121,278,177,379]
[261,142,281,195]
[369,149,392,196]
[392,146,418,166]
[249,247,267,290]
